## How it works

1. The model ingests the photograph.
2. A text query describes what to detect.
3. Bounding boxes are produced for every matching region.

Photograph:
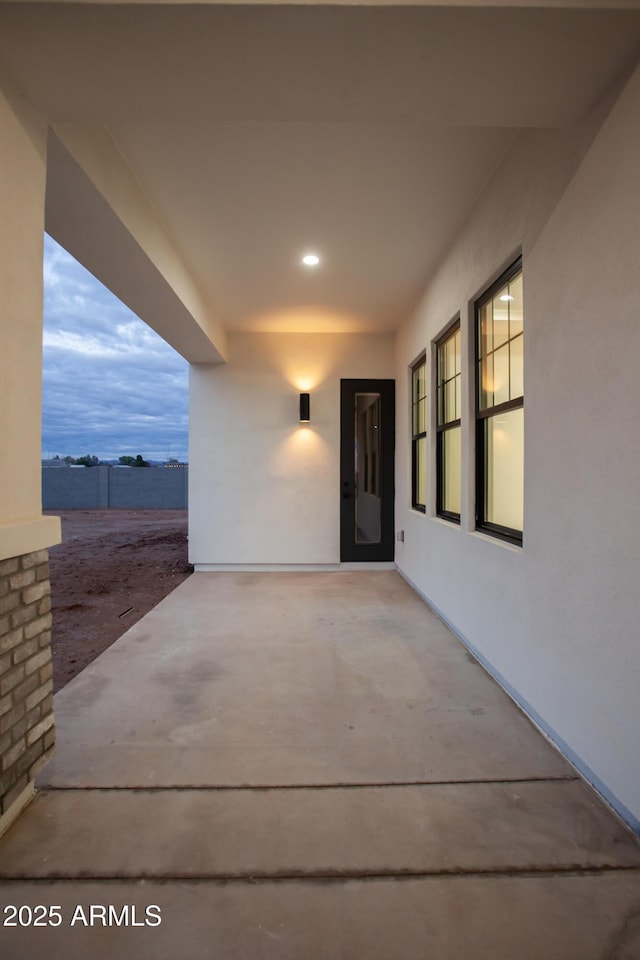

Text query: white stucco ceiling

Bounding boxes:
[1,3,639,336]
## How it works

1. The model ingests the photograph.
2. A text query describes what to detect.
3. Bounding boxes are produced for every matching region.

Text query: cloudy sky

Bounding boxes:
[42,234,189,462]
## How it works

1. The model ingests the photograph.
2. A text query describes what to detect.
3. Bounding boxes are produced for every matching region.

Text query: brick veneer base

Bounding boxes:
[0,549,54,816]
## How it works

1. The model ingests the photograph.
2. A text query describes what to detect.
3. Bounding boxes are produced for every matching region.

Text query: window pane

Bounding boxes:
[437,327,460,426]
[510,333,523,399]
[480,354,493,410]
[412,361,426,432]
[417,396,426,433]
[355,393,381,543]
[437,383,445,426]
[455,373,461,421]
[442,426,461,516]
[493,293,509,350]
[492,343,510,406]
[445,378,456,424]
[484,407,524,532]
[412,358,427,510]
[445,336,456,380]
[453,329,461,375]
[416,436,427,508]
[479,302,492,358]
[509,273,523,338]
[436,342,444,425]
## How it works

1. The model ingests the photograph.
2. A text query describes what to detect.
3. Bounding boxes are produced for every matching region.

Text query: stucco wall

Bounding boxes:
[189,333,394,566]
[394,64,640,828]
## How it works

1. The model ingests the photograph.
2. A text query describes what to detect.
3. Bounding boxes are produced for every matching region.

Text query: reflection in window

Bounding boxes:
[355,393,381,543]
[436,321,461,521]
[476,259,523,544]
[411,356,427,512]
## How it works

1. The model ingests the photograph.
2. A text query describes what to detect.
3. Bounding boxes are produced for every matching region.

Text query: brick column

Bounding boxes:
[0,549,54,818]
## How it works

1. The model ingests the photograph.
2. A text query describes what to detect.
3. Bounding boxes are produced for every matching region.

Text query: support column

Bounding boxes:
[0,80,60,830]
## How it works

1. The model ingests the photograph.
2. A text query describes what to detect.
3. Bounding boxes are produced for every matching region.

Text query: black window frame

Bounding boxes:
[475,257,523,546]
[411,354,427,513]
[436,319,462,524]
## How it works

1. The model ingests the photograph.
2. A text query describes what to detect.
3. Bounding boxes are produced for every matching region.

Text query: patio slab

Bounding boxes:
[41,572,572,788]
[1,874,640,960]
[1,570,638,959]
[1,779,639,879]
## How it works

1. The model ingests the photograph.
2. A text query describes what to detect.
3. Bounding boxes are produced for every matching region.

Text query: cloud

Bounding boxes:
[42,234,189,462]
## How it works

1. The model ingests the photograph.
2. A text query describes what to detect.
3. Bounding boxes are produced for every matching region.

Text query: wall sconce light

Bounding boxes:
[299,393,310,422]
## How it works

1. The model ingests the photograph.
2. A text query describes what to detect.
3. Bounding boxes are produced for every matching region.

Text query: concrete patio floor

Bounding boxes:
[0,571,639,958]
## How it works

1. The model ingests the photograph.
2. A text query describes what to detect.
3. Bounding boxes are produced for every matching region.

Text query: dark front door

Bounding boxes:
[340,379,395,562]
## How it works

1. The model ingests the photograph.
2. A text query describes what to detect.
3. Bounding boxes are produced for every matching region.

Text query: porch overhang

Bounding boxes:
[46,127,227,365]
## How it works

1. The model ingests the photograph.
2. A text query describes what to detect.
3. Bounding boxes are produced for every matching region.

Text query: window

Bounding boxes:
[358,395,380,497]
[436,321,461,522]
[475,258,523,544]
[411,355,426,512]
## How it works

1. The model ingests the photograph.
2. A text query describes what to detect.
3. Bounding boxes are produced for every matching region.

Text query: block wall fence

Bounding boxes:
[42,466,188,510]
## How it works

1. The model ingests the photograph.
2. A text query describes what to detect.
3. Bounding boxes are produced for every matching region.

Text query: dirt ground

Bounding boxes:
[45,510,191,692]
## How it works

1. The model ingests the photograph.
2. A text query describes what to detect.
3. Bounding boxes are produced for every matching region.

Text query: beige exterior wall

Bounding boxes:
[394,63,640,828]
[189,333,394,567]
[0,81,60,563]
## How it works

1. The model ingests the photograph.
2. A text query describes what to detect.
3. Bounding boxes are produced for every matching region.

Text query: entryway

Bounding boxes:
[340,378,395,562]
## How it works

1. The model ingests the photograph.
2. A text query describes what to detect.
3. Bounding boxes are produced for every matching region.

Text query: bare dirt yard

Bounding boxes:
[45,510,191,692]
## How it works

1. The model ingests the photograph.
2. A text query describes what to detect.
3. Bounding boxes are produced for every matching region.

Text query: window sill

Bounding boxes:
[430,515,462,531]
[470,529,523,553]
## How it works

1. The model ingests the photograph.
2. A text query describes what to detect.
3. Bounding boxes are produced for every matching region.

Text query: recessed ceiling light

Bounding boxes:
[499,294,514,302]
[301,253,320,267]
